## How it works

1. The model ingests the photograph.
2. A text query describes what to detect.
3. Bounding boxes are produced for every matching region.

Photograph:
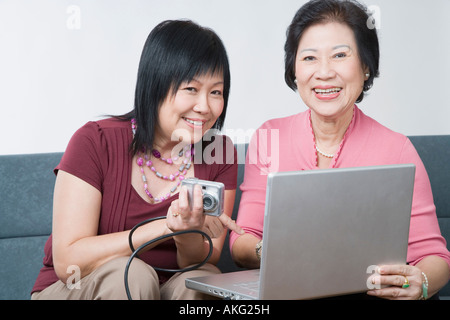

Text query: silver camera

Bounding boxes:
[181,178,225,216]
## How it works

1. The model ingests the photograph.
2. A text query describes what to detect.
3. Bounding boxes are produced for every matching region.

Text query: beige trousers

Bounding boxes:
[31,257,220,300]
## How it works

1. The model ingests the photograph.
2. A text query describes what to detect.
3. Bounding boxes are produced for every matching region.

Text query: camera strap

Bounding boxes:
[124,216,213,300]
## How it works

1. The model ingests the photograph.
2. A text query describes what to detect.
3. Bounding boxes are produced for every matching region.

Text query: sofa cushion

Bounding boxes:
[0,153,62,239]
[0,236,48,300]
[0,153,61,300]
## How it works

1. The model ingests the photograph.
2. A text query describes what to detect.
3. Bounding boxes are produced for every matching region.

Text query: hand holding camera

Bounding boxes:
[167,178,244,237]
[182,178,224,216]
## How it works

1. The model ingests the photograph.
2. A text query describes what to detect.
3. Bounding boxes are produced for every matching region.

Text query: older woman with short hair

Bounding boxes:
[230,0,450,300]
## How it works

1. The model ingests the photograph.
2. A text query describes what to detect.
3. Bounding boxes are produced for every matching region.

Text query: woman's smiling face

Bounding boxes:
[155,73,225,147]
[295,22,369,120]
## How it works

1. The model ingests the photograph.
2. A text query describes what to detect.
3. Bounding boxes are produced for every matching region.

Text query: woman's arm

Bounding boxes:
[366,139,450,299]
[229,128,271,269]
[416,256,450,298]
[231,233,261,269]
[52,170,171,283]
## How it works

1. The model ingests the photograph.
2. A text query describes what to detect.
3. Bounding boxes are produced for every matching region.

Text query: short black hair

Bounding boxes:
[119,20,231,155]
[284,0,379,103]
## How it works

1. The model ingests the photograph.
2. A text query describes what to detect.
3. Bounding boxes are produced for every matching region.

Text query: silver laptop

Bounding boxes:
[186,164,415,300]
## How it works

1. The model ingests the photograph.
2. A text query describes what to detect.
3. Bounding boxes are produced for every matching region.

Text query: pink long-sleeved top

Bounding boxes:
[230,106,450,269]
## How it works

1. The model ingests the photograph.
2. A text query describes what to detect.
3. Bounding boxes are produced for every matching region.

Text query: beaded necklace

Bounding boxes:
[131,119,193,203]
[315,144,335,159]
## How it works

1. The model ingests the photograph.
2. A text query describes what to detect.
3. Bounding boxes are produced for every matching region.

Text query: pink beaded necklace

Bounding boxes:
[131,119,193,203]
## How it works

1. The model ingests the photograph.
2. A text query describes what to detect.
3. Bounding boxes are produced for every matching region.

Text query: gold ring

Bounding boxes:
[402,276,410,288]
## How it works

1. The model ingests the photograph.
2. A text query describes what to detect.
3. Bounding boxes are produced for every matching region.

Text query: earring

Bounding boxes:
[294,79,298,84]
[365,73,370,78]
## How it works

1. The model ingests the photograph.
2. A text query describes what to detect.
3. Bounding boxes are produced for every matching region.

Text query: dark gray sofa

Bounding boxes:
[1,136,449,300]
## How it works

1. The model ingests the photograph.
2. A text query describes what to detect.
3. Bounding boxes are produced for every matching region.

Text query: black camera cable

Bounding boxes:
[124,216,213,300]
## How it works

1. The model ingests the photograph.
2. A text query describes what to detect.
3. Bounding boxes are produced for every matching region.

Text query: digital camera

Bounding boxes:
[181,178,225,216]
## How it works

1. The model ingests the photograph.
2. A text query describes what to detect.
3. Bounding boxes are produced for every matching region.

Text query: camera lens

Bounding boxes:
[202,193,217,212]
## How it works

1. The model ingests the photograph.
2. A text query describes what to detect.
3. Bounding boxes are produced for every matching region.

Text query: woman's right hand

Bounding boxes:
[167,185,244,237]
[166,185,205,233]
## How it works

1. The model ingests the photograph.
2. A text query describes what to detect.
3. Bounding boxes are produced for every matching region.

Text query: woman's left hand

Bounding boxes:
[202,215,226,239]
[367,264,423,300]
[202,214,245,239]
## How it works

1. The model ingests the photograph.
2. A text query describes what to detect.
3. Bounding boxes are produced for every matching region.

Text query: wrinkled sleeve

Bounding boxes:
[54,121,107,192]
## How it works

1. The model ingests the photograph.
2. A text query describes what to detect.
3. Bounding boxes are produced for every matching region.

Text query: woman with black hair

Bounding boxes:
[31,20,243,300]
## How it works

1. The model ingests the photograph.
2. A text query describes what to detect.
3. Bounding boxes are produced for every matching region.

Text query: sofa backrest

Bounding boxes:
[0,152,63,300]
